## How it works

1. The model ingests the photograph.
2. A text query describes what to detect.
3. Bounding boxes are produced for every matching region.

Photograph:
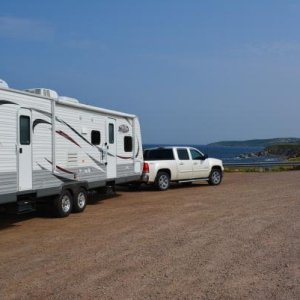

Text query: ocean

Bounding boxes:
[143,144,283,164]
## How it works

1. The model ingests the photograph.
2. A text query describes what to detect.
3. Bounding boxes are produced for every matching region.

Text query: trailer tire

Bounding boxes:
[155,171,170,191]
[53,190,73,218]
[73,188,87,213]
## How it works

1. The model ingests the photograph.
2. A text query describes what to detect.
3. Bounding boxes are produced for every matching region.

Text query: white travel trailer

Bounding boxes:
[0,79,143,217]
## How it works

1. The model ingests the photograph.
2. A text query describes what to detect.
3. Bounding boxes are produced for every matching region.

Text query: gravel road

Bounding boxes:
[0,172,299,299]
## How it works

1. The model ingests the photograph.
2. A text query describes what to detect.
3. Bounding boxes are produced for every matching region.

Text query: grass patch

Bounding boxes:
[289,157,300,162]
[224,166,299,172]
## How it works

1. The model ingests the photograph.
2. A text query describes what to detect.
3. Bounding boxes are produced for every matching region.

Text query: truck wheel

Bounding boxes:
[208,168,222,185]
[155,172,170,191]
[53,190,73,217]
[73,188,87,213]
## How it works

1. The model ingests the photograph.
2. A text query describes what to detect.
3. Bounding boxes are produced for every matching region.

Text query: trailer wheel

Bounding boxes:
[53,190,73,218]
[155,171,170,191]
[73,188,87,213]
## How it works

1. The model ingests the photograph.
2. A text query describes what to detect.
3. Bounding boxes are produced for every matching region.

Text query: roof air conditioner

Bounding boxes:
[25,88,59,99]
[58,96,80,104]
[0,79,9,89]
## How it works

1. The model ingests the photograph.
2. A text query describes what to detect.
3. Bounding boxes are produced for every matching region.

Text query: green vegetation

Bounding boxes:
[266,144,300,158]
[224,144,300,173]
[209,138,300,147]
[225,165,300,173]
[289,157,300,162]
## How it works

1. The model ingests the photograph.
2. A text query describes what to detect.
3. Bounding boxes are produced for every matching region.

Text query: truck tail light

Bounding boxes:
[143,162,149,173]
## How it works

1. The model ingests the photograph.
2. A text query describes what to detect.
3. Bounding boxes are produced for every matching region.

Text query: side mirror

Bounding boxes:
[202,153,208,160]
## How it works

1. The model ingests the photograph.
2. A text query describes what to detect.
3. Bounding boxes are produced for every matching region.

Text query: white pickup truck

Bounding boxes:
[141,146,224,191]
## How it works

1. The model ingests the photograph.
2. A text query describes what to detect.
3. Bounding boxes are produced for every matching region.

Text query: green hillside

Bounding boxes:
[208,138,300,147]
[266,144,300,158]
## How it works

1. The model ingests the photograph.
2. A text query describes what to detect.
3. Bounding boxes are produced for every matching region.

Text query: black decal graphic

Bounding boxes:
[31,108,52,119]
[56,130,81,147]
[45,158,75,175]
[61,120,93,146]
[117,155,132,160]
[37,162,75,183]
[53,174,75,183]
[86,153,105,170]
[33,119,51,132]
[36,162,49,171]
[0,100,18,105]
[116,141,140,160]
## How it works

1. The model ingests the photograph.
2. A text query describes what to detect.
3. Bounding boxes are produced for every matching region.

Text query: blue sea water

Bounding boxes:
[143,144,282,164]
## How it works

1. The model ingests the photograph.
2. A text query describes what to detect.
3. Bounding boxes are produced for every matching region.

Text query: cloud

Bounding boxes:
[63,38,108,51]
[242,41,300,56]
[0,16,54,41]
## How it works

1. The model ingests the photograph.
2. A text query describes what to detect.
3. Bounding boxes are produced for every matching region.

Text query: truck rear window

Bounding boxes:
[144,149,174,160]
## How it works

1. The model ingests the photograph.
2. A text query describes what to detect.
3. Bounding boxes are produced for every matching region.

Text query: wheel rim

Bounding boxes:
[159,175,169,189]
[212,171,221,184]
[77,192,86,209]
[61,195,71,213]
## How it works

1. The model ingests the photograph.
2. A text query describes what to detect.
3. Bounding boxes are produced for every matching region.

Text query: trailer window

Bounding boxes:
[109,123,114,144]
[20,116,30,145]
[91,130,101,145]
[124,136,132,152]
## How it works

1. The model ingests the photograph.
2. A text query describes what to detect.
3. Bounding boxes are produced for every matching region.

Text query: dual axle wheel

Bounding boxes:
[53,188,87,218]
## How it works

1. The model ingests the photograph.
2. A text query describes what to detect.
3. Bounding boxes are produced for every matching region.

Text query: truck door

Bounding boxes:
[176,148,193,180]
[189,148,210,178]
[18,108,33,191]
[106,118,117,179]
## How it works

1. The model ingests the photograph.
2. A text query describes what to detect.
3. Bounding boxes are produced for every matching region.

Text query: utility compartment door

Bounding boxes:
[18,109,33,191]
[106,118,117,179]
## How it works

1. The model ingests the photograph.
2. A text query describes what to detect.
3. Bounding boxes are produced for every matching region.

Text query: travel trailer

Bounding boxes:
[0,79,143,217]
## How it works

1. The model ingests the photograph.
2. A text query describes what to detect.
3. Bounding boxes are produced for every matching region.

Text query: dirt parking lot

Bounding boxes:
[0,172,299,299]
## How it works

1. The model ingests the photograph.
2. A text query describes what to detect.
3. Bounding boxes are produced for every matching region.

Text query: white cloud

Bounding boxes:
[243,41,300,56]
[63,38,108,51]
[0,16,54,41]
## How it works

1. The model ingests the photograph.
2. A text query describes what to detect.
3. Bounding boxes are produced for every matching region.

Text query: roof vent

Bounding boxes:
[0,79,9,89]
[25,88,58,99]
[58,96,80,104]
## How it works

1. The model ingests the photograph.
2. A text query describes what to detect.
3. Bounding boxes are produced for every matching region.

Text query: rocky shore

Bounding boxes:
[239,144,300,160]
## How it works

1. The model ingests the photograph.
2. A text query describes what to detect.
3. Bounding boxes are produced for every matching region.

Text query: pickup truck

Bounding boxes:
[141,146,224,191]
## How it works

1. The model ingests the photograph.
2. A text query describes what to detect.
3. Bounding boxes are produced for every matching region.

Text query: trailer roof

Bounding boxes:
[0,86,137,119]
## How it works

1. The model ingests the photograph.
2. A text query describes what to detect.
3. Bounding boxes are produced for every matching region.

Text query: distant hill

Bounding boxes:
[208,138,300,147]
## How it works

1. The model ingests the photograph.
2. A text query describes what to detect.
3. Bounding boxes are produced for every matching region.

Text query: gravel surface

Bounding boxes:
[0,172,299,299]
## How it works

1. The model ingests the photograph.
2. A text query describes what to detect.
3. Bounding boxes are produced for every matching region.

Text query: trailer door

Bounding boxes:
[18,108,33,191]
[106,118,117,179]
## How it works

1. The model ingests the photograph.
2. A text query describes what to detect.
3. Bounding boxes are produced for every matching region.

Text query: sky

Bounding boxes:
[0,0,300,144]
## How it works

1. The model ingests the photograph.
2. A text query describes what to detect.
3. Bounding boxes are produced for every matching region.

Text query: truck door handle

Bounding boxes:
[179,162,184,165]
[19,148,23,154]
[193,162,198,165]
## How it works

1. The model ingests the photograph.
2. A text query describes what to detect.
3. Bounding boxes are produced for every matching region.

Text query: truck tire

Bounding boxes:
[53,190,73,218]
[155,171,170,191]
[73,188,87,213]
[208,168,222,185]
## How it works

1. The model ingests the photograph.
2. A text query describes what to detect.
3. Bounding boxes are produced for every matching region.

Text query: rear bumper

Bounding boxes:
[140,173,149,183]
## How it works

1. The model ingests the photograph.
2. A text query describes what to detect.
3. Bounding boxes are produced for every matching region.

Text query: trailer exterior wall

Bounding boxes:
[0,86,143,205]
